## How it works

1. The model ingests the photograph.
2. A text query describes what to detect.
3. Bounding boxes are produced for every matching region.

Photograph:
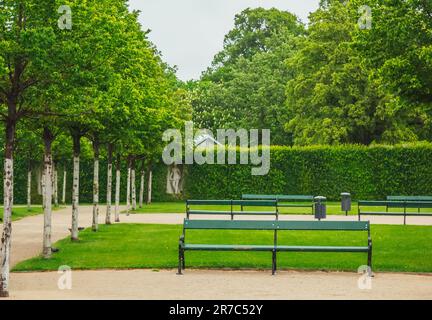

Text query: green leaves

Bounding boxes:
[193,8,304,146]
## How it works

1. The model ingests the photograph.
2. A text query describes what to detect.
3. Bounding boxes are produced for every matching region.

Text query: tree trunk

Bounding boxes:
[146,163,153,205]
[0,121,15,297]
[27,162,31,211]
[139,159,145,208]
[126,156,131,215]
[62,167,66,204]
[41,161,46,208]
[53,163,58,207]
[131,157,137,211]
[42,127,54,258]
[71,134,80,241]
[114,154,121,222]
[105,143,113,225]
[92,139,100,232]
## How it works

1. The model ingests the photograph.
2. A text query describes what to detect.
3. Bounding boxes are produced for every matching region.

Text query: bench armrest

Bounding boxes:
[179,235,185,247]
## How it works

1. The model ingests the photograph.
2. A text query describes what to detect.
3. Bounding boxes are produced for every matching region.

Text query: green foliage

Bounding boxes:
[6,143,432,203]
[192,8,304,145]
[191,2,432,146]
[183,143,432,201]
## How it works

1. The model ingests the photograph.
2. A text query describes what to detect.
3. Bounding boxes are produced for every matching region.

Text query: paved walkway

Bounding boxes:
[8,269,432,300]
[125,212,432,225]
[2,206,432,299]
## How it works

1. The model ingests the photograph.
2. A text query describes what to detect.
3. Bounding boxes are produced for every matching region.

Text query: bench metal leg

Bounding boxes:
[182,252,186,270]
[177,249,183,275]
[272,251,277,275]
[367,239,373,276]
[367,249,372,272]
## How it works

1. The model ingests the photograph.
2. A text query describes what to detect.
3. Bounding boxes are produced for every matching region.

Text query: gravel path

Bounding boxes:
[7,269,432,300]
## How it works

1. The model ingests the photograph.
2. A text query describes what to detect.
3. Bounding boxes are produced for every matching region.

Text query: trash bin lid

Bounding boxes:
[341,192,351,196]
[314,196,327,201]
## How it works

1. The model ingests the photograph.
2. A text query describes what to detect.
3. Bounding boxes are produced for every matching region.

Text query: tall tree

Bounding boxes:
[193,8,304,145]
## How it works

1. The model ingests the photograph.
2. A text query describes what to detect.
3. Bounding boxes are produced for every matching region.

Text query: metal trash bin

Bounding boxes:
[341,192,351,216]
[314,196,327,220]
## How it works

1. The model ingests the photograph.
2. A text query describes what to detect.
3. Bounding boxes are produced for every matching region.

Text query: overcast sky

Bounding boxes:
[128,0,320,81]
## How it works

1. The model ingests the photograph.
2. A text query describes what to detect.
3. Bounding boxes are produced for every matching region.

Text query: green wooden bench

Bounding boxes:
[242,194,314,214]
[386,196,432,213]
[186,199,278,220]
[358,200,432,225]
[177,219,372,275]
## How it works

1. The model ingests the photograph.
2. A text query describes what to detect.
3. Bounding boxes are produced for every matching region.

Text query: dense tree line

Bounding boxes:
[0,0,190,297]
[192,0,432,145]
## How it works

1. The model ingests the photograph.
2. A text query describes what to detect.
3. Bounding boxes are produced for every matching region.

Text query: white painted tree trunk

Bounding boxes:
[115,163,121,222]
[41,164,46,208]
[146,167,152,205]
[126,161,131,215]
[139,168,145,208]
[53,164,58,207]
[62,169,66,204]
[71,154,80,241]
[92,147,99,232]
[27,169,31,210]
[106,145,113,225]
[131,162,136,211]
[0,157,13,297]
[42,147,53,258]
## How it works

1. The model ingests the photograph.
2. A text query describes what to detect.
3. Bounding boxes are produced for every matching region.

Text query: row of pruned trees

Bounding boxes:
[0,0,190,297]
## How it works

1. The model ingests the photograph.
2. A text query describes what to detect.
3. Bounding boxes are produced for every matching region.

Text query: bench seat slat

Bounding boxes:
[276,245,369,252]
[360,212,432,217]
[188,210,233,215]
[277,204,313,208]
[360,212,406,216]
[231,211,277,215]
[183,244,369,253]
[359,200,432,208]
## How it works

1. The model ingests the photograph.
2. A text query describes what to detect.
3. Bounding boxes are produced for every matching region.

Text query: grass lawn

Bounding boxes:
[0,206,46,222]
[129,201,427,216]
[13,223,432,273]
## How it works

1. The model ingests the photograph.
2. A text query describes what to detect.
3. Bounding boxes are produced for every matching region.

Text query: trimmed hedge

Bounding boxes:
[1,143,432,204]
[182,143,432,201]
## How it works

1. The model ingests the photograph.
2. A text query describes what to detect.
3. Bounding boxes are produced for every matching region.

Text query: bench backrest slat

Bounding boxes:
[359,200,432,208]
[387,196,432,201]
[187,200,232,206]
[184,219,277,230]
[183,219,369,231]
[276,220,369,231]
[232,200,277,207]
[242,194,314,201]
[405,201,432,208]
[187,200,277,207]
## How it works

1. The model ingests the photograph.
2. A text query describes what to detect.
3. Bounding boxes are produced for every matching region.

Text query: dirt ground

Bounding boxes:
[2,206,432,300]
[7,269,432,300]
